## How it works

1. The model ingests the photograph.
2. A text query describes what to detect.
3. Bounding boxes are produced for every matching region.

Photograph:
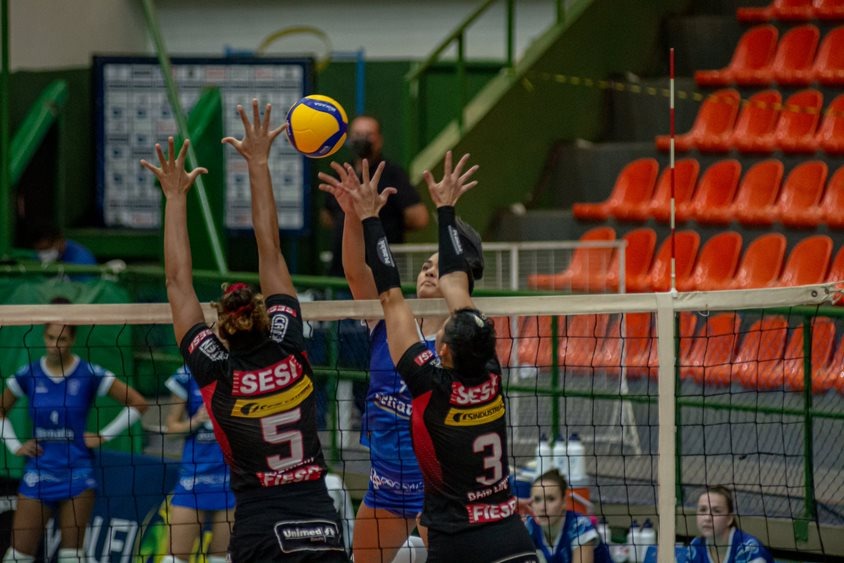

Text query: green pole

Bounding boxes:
[0,0,11,258]
[140,0,228,275]
[456,33,465,135]
[506,0,515,68]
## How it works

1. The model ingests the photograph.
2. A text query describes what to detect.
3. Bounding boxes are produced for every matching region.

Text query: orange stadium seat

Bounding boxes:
[773,235,833,287]
[731,90,782,153]
[772,24,821,85]
[737,0,814,22]
[606,228,657,292]
[740,161,828,226]
[517,315,564,370]
[727,233,787,289]
[560,314,613,373]
[735,316,790,390]
[587,315,623,374]
[822,167,844,228]
[695,26,779,86]
[765,89,823,153]
[639,231,701,293]
[572,159,659,221]
[817,94,844,155]
[621,158,699,222]
[813,334,844,393]
[683,313,742,386]
[648,312,698,379]
[779,318,837,392]
[812,26,844,85]
[815,0,844,20]
[527,226,616,291]
[677,160,741,224]
[655,89,741,152]
[492,316,515,367]
[616,312,655,379]
[698,160,783,225]
[778,161,829,227]
[678,231,743,292]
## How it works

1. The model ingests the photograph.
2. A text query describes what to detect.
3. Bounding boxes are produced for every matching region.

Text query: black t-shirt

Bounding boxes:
[325,158,422,276]
[396,342,518,534]
[180,294,326,495]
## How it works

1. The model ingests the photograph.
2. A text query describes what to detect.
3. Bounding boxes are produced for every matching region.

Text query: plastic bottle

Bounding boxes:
[566,433,587,485]
[626,520,639,563]
[596,516,612,546]
[637,519,656,562]
[552,434,568,477]
[535,434,553,477]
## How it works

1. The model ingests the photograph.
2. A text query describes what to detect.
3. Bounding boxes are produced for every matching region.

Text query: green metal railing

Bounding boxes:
[404,0,567,159]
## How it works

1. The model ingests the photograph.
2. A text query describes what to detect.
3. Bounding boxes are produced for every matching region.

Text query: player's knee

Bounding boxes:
[392,536,426,563]
[56,548,85,563]
[206,556,227,563]
[158,557,188,563]
[3,548,35,563]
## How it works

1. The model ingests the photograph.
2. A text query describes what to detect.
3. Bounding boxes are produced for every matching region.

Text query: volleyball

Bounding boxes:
[285,94,348,158]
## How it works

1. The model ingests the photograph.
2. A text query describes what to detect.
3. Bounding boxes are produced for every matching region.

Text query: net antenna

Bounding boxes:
[669,47,677,295]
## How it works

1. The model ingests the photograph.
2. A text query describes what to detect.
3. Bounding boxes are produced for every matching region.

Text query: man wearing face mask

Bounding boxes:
[321,115,429,277]
[31,224,96,267]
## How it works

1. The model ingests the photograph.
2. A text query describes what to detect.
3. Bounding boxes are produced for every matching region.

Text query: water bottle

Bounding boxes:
[566,433,587,485]
[637,519,656,562]
[626,520,639,563]
[596,516,612,546]
[552,434,568,477]
[535,434,553,477]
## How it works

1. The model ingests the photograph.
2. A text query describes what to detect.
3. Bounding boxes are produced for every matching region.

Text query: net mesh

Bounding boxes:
[0,284,841,560]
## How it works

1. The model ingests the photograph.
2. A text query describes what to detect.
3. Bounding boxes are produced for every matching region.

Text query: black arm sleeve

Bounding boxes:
[363,216,402,295]
[437,206,471,280]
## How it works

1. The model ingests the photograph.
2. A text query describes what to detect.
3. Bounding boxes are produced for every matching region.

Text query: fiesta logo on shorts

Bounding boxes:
[414,349,434,366]
[445,396,505,426]
[231,377,313,418]
[466,497,517,524]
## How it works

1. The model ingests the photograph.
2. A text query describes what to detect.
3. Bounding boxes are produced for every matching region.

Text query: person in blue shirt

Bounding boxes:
[31,225,96,266]
[687,485,774,563]
[162,366,234,563]
[318,161,483,563]
[0,298,148,563]
[526,470,612,563]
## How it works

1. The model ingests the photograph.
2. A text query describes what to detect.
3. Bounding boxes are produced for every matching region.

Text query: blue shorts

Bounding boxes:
[18,466,97,509]
[362,460,424,519]
[170,474,235,511]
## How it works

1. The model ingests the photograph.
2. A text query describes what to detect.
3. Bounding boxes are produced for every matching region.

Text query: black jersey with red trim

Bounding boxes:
[180,294,326,494]
[396,341,518,533]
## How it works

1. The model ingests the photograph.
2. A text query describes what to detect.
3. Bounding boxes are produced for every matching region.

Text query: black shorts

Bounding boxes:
[426,516,538,563]
[229,485,350,562]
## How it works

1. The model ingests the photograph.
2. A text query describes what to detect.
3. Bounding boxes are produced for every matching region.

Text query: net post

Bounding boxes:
[655,293,677,562]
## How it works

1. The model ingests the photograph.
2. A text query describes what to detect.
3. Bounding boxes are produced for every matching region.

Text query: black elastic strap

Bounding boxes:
[437,206,473,290]
[363,217,402,295]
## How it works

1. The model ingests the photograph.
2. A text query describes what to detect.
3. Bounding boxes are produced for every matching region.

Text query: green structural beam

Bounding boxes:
[9,80,69,185]
[1,0,10,258]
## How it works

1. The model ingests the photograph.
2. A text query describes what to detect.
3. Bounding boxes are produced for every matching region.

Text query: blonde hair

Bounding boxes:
[212,282,269,343]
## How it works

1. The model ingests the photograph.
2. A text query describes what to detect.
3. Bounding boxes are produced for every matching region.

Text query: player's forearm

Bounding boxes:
[247,161,281,257]
[163,196,194,291]
[342,215,375,296]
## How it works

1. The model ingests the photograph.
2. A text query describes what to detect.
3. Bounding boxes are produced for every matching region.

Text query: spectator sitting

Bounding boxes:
[31,224,96,267]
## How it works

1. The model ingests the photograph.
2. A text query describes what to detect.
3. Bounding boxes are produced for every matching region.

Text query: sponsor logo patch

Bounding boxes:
[466,497,517,524]
[259,463,323,488]
[231,377,313,418]
[231,356,303,396]
[274,519,343,554]
[414,349,434,366]
[270,314,289,342]
[188,329,213,354]
[445,396,505,426]
[267,304,297,318]
[450,373,500,405]
[376,238,394,266]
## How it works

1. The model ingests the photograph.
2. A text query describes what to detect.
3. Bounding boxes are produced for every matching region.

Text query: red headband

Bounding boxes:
[225,282,249,295]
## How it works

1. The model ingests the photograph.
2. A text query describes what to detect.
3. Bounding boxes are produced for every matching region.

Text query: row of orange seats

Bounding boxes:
[528,228,841,293]
[492,311,844,395]
[737,0,844,22]
[695,24,844,86]
[655,88,843,154]
[573,158,844,227]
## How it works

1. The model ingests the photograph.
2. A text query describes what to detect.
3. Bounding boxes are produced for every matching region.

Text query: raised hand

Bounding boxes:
[331,159,396,220]
[84,432,105,449]
[317,161,358,216]
[423,151,479,208]
[222,98,286,162]
[140,137,208,199]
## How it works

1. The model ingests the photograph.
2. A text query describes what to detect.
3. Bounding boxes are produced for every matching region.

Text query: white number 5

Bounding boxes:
[473,433,503,486]
[261,407,304,472]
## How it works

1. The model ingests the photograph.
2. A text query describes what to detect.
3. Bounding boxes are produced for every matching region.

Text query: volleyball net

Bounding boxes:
[0,283,842,560]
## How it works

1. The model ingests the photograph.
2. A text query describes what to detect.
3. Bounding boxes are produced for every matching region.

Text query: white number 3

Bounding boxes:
[473,433,503,486]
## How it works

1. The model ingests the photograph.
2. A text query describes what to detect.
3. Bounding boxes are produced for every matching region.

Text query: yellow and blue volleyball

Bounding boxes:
[285,94,348,158]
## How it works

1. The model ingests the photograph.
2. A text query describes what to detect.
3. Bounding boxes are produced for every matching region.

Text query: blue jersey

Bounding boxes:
[687,528,774,563]
[526,511,612,563]
[7,356,114,473]
[165,367,230,482]
[361,320,433,466]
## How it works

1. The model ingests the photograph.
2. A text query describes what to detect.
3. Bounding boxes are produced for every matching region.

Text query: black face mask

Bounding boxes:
[349,138,374,159]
